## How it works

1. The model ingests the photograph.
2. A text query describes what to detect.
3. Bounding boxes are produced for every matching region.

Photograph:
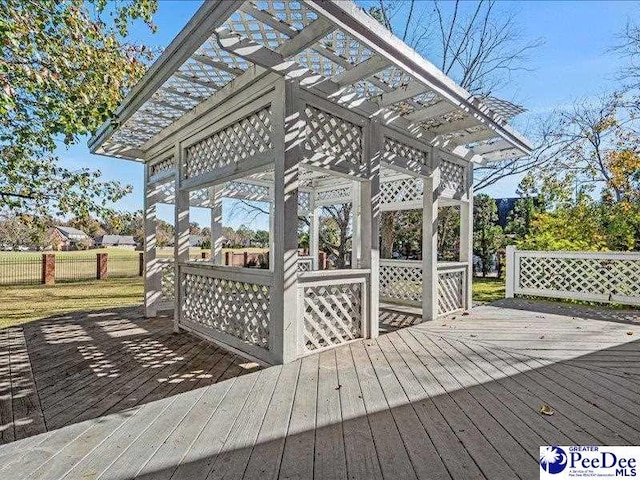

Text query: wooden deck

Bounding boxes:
[1,301,639,480]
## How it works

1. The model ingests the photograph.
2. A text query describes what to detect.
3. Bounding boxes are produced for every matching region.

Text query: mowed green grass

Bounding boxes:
[472,277,506,303]
[0,277,144,329]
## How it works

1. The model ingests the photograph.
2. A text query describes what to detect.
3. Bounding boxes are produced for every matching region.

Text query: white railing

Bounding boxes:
[297,269,369,356]
[437,262,467,316]
[178,262,274,363]
[379,259,469,315]
[505,246,640,306]
[298,256,314,272]
[157,258,175,311]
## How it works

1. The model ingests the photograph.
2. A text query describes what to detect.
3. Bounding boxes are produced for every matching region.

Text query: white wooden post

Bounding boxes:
[270,79,302,363]
[505,245,516,298]
[268,185,275,270]
[174,144,190,333]
[422,150,440,321]
[143,164,159,318]
[309,193,319,269]
[459,164,474,310]
[361,119,381,338]
[209,185,223,265]
[351,180,361,268]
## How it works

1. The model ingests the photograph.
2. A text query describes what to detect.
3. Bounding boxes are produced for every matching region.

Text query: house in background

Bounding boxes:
[49,226,92,251]
[94,235,138,250]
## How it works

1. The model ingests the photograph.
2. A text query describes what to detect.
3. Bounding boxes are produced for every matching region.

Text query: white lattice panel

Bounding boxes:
[184,108,272,179]
[516,253,640,304]
[298,191,311,214]
[437,269,465,315]
[380,261,422,304]
[316,186,352,204]
[149,156,175,178]
[159,260,175,302]
[380,177,423,207]
[305,106,362,167]
[301,281,363,353]
[298,257,313,272]
[181,271,270,348]
[440,159,465,197]
[221,181,270,202]
[384,138,429,166]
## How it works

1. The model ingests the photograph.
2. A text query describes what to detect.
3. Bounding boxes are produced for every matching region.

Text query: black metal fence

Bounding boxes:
[0,255,42,285]
[0,252,143,286]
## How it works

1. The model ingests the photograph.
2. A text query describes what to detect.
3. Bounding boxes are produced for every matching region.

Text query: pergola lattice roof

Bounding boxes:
[90,0,532,164]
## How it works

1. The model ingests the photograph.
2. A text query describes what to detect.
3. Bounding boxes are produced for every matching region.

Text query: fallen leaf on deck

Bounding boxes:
[627,332,634,336]
[470,334,477,338]
[540,404,554,415]
[462,311,470,316]
[539,335,545,339]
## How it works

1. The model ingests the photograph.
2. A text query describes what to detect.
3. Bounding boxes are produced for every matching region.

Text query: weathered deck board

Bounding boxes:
[0,302,639,480]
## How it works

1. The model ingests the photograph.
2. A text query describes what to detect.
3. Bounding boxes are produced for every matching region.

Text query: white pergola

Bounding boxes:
[90,0,531,365]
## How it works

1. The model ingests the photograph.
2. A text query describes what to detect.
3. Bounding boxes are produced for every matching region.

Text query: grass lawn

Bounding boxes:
[472,276,506,303]
[0,277,144,329]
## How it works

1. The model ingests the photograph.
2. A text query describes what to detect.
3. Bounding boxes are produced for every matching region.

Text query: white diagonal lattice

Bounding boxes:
[221,181,270,202]
[316,186,352,204]
[302,282,363,352]
[159,260,175,302]
[380,262,422,304]
[184,108,272,179]
[149,156,175,178]
[517,254,640,301]
[384,137,430,166]
[437,269,464,315]
[440,159,465,197]
[304,106,362,167]
[380,177,423,205]
[181,272,270,348]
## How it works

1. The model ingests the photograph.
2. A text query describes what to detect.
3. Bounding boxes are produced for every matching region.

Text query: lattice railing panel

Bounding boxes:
[438,269,465,315]
[184,108,272,179]
[298,257,313,272]
[384,138,430,166]
[182,271,270,348]
[159,260,175,302]
[298,191,311,214]
[440,159,465,196]
[380,261,422,304]
[149,157,175,179]
[517,254,640,302]
[305,106,362,167]
[301,281,363,352]
[380,177,423,206]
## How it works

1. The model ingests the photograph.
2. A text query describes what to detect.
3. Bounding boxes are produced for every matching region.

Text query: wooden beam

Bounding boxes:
[431,116,481,135]
[470,139,512,155]
[453,127,497,145]
[404,100,458,123]
[191,54,245,75]
[331,55,390,86]
[174,71,220,89]
[379,80,429,107]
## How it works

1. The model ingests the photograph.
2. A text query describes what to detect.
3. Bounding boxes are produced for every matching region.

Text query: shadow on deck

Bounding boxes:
[0,307,260,444]
[1,302,640,479]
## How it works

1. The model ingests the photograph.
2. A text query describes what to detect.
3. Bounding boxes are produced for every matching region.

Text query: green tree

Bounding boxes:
[1,0,157,222]
[473,194,503,276]
[254,230,269,248]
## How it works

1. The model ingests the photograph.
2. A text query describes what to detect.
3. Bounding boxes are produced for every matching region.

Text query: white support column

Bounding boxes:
[209,185,223,265]
[422,150,440,321]
[361,119,381,338]
[268,185,275,271]
[270,79,302,364]
[459,164,474,310]
[309,193,319,269]
[351,180,361,268]
[174,144,190,333]
[143,165,160,318]
[505,245,516,298]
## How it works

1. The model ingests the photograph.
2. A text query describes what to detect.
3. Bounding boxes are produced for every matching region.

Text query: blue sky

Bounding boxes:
[56,0,639,229]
